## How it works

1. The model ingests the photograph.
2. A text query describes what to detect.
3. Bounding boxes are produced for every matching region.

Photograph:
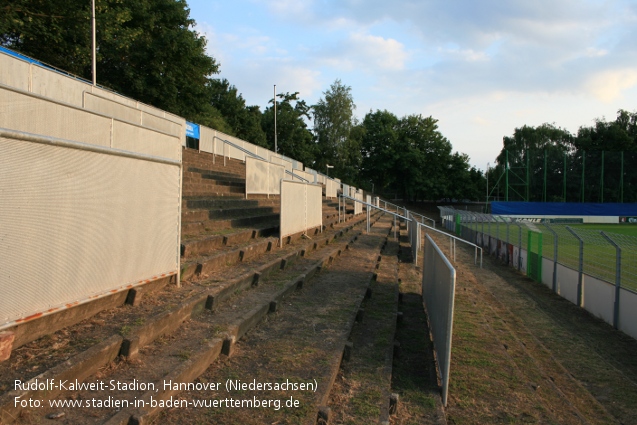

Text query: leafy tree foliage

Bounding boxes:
[1,0,219,123]
[210,79,267,147]
[492,110,637,202]
[262,92,316,166]
[313,79,361,179]
[358,110,484,201]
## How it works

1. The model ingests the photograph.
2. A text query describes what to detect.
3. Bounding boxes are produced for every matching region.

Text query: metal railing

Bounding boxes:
[214,136,310,183]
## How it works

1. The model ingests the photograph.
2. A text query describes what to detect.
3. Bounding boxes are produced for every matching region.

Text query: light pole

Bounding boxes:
[92,0,96,85]
[274,84,277,154]
[326,164,334,178]
[486,162,490,212]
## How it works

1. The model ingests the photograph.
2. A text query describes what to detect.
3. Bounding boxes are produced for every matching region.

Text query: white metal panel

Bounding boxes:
[556,263,579,305]
[199,126,215,153]
[0,52,30,91]
[91,86,138,107]
[619,288,637,340]
[422,234,456,407]
[31,66,88,107]
[325,179,338,198]
[519,248,528,273]
[140,113,183,138]
[280,181,322,241]
[246,156,269,195]
[270,165,285,195]
[280,181,307,240]
[307,184,323,231]
[0,87,112,147]
[84,92,142,124]
[0,135,180,326]
[583,274,615,324]
[541,257,553,288]
[354,192,363,215]
[112,120,181,161]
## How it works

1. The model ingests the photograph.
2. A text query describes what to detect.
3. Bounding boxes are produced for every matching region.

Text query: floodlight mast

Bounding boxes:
[92,0,96,85]
[274,84,277,154]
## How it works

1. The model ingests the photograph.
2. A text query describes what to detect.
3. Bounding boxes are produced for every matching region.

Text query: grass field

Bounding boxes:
[462,221,637,292]
[570,223,637,237]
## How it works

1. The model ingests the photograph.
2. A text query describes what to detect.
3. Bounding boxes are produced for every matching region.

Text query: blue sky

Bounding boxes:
[187,0,637,170]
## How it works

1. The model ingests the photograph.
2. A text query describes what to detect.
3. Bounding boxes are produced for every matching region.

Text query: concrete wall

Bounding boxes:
[619,289,637,340]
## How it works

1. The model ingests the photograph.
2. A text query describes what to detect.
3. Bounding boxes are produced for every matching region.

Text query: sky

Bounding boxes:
[187,0,637,171]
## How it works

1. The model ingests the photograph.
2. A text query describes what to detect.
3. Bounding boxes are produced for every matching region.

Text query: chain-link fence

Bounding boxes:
[439,206,637,293]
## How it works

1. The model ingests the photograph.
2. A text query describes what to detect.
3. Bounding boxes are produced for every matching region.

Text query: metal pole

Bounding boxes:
[543,149,547,202]
[394,215,397,241]
[543,224,559,293]
[621,151,624,203]
[563,152,567,203]
[566,226,584,307]
[600,150,604,203]
[92,0,96,86]
[274,85,277,154]
[581,151,585,203]
[600,231,621,329]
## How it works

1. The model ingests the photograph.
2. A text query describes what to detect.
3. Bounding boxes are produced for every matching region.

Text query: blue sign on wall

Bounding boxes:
[185,122,200,139]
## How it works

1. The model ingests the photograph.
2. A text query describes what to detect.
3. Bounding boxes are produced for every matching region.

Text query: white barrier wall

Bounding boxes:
[325,179,338,198]
[245,156,285,197]
[280,181,323,243]
[0,130,181,329]
[0,87,181,161]
[584,276,615,324]
[541,257,554,289]
[556,264,579,304]
[619,289,637,340]
[460,221,637,342]
[354,192,363,215]
[0,51,185,143]
[422,234,456,407]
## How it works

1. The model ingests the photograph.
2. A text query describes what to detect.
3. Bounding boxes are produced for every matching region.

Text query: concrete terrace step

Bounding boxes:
[327,232,402,424]
[150,214,393,425]
[181,205,279,224]
[183,197,280,211]
[182,213,280,236]
[0,214,376,424]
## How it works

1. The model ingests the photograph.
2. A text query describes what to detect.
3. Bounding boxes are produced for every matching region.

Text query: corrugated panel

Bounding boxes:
[0,53,30,91]
[199,126,214,153]
[0,135,180,325]
[112,120,181,161]
[0,87,111,148]
[306,184,323,230]
[246,157,269,195]
[84,92,142,124]
[31,65,87,107]
[280,181,322,241]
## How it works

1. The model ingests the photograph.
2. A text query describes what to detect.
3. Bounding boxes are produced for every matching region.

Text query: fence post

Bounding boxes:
[394,215,397,241]
[600,231,621,329]
[543,224,559,293]
[566,226,584,307]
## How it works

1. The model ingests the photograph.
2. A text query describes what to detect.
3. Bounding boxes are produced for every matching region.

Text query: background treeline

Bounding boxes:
[488,111,637,203]
[2,0,635,203]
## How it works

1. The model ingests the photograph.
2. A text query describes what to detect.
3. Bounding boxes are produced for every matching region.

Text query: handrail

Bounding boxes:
[213,136,267,162]
[410,211,436,228]
[286,169,309,183]
[418,222,483,268]
[341,194,411,240]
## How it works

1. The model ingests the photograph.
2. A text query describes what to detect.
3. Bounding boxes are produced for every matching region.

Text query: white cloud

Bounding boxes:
[586,69,637,102]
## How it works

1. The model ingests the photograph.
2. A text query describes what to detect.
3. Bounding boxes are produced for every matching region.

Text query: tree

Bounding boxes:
[262,92,316,166]
[394,114,453,201]
[209,78,267,147]
[359,110,400,192]
[1,0,220,123]
[313,79,359,178]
